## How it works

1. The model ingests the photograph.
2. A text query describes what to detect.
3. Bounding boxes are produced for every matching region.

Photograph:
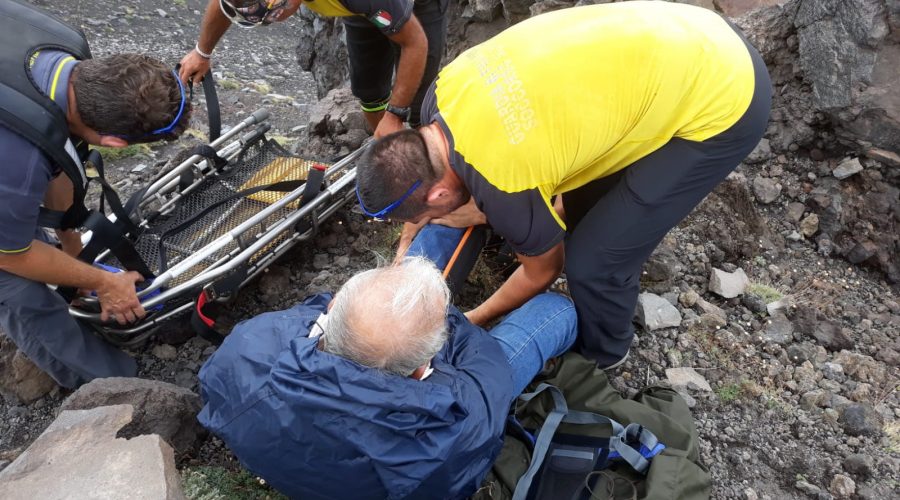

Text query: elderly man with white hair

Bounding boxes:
[197,257,576,500]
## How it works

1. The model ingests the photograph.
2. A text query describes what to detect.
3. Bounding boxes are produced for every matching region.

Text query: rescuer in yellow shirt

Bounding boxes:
[356,1,772,368]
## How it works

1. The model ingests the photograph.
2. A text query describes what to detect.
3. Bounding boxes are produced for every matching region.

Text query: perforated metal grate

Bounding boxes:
[102,139,327,287]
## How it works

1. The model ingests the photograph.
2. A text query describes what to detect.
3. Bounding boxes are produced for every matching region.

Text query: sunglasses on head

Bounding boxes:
[219,0,288,28]
[107,69,186,141]
[356,180,422,221]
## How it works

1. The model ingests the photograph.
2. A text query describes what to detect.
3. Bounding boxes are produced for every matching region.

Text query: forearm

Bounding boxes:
[390,21,427,107]
[197,0,232,53]
[0,240,107,290]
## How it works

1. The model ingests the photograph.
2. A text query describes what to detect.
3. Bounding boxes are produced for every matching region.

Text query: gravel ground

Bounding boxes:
[1,1,898,499]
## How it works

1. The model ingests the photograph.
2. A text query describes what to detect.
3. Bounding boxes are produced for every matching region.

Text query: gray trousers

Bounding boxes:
[0,265,136,389]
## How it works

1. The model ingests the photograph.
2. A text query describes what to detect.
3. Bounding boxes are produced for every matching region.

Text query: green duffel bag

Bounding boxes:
[472,352,710,500]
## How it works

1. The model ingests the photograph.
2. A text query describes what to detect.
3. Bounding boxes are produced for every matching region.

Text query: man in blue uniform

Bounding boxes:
[0,2,191,388]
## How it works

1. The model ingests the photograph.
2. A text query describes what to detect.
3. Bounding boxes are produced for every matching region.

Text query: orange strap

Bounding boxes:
[442,226,475,279]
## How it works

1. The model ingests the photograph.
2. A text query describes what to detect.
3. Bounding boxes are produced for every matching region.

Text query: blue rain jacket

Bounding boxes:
[198,294,517,500]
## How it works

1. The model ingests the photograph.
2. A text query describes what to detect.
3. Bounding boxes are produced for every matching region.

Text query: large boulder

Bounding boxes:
[59,377,204,457]
[295,11,348,100]
[717,0,787,16]
[802,171,899,282]
[303,87,371,157]
[0,405,184,499]
[0,332,56,404]
[738,0,900,156]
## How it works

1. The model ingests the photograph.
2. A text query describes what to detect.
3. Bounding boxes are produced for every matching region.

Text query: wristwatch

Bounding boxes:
[385,104,411,121]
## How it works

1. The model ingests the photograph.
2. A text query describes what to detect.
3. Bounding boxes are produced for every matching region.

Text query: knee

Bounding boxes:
[355,93,391,113]
[530,292,578,347]
[350,73,391,107]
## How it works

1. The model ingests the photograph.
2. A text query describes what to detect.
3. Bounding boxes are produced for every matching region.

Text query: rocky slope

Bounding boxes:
[1,1,897,499]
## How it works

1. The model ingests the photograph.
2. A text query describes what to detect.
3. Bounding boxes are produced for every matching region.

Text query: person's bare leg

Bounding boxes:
[364,110,385,134]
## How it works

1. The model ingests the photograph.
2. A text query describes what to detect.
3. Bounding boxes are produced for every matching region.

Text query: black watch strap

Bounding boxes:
[386,104,411,121]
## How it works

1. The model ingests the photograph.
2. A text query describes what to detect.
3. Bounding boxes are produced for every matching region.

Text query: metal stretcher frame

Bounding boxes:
[68,108,363,344]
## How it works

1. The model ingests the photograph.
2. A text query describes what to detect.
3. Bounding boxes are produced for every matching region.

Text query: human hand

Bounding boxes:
[95,271,146,325]
[179,50,211,86]
[373,112,404,139]
[431,198,486,228]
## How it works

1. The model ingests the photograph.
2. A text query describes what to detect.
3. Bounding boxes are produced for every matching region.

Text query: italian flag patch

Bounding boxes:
[371,9,392,28]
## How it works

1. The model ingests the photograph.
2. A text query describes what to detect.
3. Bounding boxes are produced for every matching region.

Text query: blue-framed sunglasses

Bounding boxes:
[356,180,422,220]
[110,69,186,140]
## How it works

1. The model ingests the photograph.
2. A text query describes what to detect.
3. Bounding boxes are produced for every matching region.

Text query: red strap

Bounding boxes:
[196,290,215,327]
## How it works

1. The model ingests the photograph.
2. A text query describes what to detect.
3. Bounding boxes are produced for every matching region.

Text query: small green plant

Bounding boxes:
[746,282,783,303]
[173,0,187,6]
[184,128,209,143]
[92,143,151,161]
[716,383,741,402]
[268,135,294,147]
[220,79,241,91]
[365,221,404,263]
[181,465,287,500]
[250,82,271,94]
[884,421,900,454]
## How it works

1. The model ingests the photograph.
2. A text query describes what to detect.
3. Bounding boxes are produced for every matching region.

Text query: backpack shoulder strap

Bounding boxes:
[511,384,666,500]
[512,384,569,500]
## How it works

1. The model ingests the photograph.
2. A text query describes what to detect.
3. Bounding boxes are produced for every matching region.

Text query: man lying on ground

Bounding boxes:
[197,257,576,499]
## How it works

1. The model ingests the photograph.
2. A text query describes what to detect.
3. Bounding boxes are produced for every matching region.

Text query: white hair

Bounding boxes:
[322,257,451,377]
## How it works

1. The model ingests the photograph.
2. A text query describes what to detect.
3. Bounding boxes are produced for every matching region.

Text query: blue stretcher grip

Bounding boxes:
[92,263,164,312]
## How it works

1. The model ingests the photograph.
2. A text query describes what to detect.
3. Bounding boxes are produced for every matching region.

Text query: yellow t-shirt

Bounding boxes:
[429,1,755,254]
[301,0,354,17]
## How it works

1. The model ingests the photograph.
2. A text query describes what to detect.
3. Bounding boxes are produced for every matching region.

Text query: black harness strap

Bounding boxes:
[57,212,155,303]
[178,144,228,191]
[294,165,327,234]
[189,144,229,171]
[200,70,221,142]
[79,212,154,278]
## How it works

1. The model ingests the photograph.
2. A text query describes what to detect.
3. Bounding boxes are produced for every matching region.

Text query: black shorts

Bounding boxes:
[343,0,449,126]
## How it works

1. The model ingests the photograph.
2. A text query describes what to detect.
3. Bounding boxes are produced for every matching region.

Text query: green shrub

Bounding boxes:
[181,465,287,500]
[746,282,783,303]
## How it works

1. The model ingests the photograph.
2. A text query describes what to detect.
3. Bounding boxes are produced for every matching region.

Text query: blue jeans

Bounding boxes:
[409,224,577,394]
[489,293,577,394]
